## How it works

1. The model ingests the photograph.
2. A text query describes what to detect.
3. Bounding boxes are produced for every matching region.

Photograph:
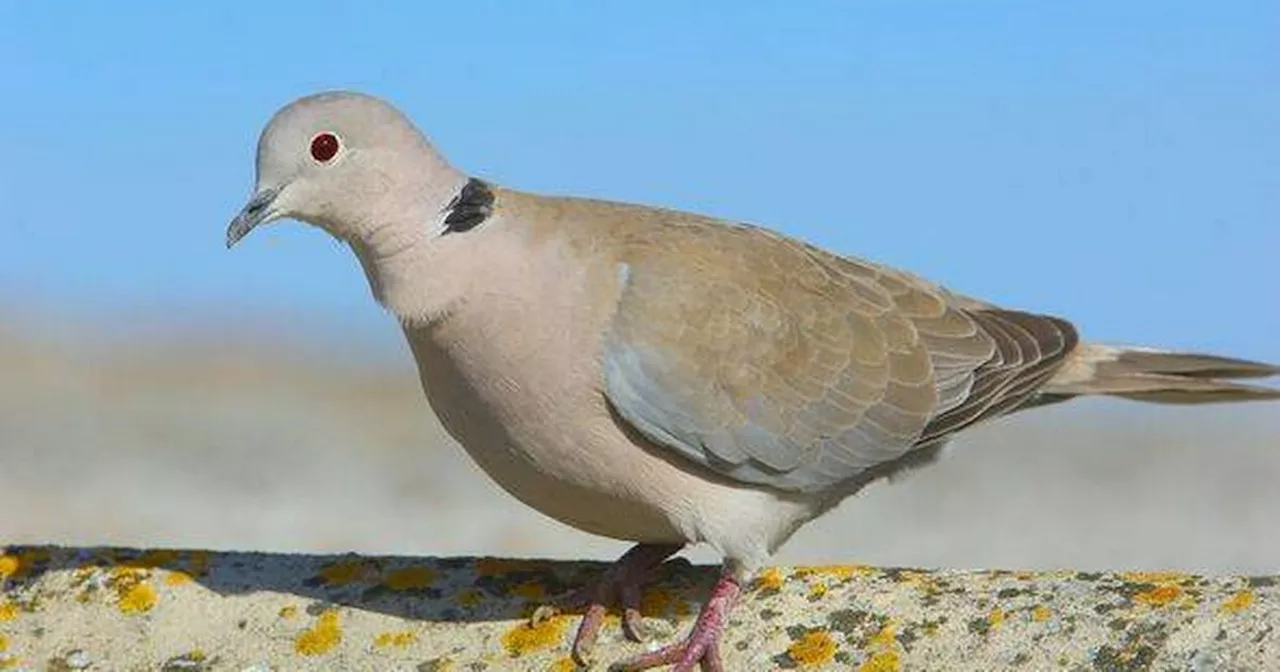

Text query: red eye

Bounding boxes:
[310,132,340,162]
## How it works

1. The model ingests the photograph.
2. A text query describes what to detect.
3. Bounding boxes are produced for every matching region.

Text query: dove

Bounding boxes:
[227,91,1280,671]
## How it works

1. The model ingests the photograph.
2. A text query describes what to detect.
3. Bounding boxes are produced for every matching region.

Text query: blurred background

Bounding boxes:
[2,2,1277,574]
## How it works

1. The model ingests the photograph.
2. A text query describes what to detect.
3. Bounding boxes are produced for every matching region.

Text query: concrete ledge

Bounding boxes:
[0,546,1275,670]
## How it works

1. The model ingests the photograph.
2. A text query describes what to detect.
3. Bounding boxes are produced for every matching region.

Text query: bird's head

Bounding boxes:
[227,91,456,248]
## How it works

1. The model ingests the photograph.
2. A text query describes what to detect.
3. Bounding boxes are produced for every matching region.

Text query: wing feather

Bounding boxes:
[600,218,1077,493]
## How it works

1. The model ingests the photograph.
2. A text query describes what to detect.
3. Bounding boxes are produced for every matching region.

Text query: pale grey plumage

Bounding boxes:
[227,91,1280,671]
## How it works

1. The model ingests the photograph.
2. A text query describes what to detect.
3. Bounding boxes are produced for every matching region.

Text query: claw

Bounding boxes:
[608,572,742,672]
[528,543,682,666]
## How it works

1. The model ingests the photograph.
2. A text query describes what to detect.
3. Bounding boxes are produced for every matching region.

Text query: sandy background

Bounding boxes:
[2,314,1277,575]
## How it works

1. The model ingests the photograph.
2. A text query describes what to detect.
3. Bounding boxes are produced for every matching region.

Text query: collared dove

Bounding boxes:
[227,91,1280,671]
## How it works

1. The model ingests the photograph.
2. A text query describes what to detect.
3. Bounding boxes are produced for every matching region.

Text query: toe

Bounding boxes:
[570,603,608,667]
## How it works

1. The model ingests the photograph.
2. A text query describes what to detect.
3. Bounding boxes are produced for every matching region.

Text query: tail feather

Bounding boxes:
[1040,343,1280,405]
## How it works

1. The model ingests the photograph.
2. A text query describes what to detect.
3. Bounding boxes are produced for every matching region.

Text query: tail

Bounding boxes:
[1035,343,1280,405]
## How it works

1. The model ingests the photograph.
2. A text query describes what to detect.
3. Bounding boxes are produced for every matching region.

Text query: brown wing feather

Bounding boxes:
[917,309,1078,443]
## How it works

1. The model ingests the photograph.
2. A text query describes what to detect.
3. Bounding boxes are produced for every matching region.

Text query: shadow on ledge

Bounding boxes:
[0,545,1277,670]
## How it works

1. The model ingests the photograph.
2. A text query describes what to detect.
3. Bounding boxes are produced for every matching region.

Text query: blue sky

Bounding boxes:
[2,1,1277,361]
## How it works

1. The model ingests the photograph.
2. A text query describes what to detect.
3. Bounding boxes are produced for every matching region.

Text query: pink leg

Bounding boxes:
[531,543,681,666]
[608,569,742,672]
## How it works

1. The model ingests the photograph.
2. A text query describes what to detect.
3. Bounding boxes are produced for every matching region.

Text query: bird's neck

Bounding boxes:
[346,179,486,328]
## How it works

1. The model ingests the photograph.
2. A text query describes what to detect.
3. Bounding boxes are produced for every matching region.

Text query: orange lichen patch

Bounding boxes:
[1121,570,1190,584]
[0,549,45,580]
[986,608,1006,630]
[856,622,902,672]
[754,567,785,592]
[638,587,690,618]
[295,609,343,656]
[856,650,902,672]
[501,614,570,656]
[550,657,578,672]
[894,570,938,590]
[110,567,158,614]
[0,601,19,622]
[787,629,838,668]
[384,566,437,591]
[1220,589,1255,615]
[455,589,484,608]
[111,566,148,581]
[164,570,194,586]
[794,565,858,581]
[279,605,299,619]
[317,559,377,586]
[373,630,418,648]
[0,555,18,580]
[867,622,897,650]
[510,581,545,600]
[118,581,158,614]
[1134,583,1183,607]
[1031,605,1053,622]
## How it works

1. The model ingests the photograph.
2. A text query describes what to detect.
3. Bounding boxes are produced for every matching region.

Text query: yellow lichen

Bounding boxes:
[384,566,436,591]
[164,570,194,586]
[110,566,158,614]
[0,601,18,622]
[318,560,374,586]
[279,605,299,619]
[1134,583,1183,607]
[295,609,343,656]
[373,630,418,648]
[549,657,578,672]
[0,634,7,652]
[1220,589,1255,614]
[0,548,49,581]
[857,650,902,672]
[787,629,837,668]
[1121,571,1189,584]
[891,570,940,595]
[794,565,858,581]
[808,582,829,600]
[118,581,158,614]
[501,615,570,656]
[867,622,897,649]
[755,567,785,591]
[0,556,20,580]
[1031,605,1052,622]
[987,608,1006,630]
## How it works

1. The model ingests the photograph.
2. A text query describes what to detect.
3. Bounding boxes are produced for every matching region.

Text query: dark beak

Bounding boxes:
[226,187,280,249]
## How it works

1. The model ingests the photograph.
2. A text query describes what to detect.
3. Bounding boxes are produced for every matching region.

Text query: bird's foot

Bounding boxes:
[530,543,681,667]
[608,572,741,672]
